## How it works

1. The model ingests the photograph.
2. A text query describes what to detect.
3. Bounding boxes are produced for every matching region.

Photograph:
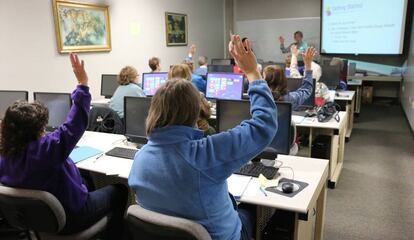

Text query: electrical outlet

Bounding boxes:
[402,85,405,92]
[412,100,414,109]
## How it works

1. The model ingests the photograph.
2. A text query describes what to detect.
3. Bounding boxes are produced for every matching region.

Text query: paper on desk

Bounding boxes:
[292,115,305,124]
[258,174,279,188]
[227,175,252,198]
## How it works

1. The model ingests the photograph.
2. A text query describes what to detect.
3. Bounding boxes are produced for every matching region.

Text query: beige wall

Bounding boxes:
[0,0,225,99]
[235,0,321,21]
[402,14,414,131]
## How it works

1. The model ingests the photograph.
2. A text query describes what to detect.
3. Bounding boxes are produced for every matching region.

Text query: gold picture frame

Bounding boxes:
[52,0,112,53]
[165,12,188,46]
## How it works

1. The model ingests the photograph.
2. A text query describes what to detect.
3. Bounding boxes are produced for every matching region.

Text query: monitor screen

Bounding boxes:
[142,72,168,96]
[207,65,234,73]
[206,73,244,100]
[124,97,151,144]
[211,59,233,66]
[34,93,72,130]
[320,65,341,89]
[217,100,291,156]
[101,74,119,98]
[0,91,28,120]
[321,0,408,55]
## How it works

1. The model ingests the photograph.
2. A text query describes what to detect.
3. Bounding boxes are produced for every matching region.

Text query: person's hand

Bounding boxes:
[189,44,197,56]
[70,53,88,86]
[229,35,261,83]
[279,36,285,44]
[291,45,299,57]
[302,47,317,70]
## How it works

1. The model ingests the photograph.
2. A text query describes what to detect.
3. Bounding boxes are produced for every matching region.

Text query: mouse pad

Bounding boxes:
[265,178,309,198]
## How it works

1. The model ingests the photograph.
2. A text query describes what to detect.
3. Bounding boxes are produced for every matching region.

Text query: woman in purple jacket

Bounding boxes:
[0,54,127,239]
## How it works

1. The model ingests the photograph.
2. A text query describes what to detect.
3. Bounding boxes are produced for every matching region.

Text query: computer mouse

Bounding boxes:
[282,182,294,194]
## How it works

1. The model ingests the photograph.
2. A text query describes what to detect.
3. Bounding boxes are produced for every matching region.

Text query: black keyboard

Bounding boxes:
[235,163,279,179]
[105,147,138,160]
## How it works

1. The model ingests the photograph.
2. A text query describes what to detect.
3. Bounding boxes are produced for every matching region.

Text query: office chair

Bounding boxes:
[126,205,212,240]
[0,185,109,240]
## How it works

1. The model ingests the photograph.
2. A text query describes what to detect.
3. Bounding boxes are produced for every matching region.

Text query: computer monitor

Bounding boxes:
[101,74,119,98]
[348,62,357,76]
[207,65,234,73]
[287,78,316,108]
[124,96,151,144]
[0,91,29,120]
[217,100,291,157]
[33,92,72,131]
[320,65,341,90]
[211,59,233,66]
[142,72,168,96]
[206,73,244,100]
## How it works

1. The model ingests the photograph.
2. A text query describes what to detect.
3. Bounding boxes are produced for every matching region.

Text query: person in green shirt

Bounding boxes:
[279,31,308,54]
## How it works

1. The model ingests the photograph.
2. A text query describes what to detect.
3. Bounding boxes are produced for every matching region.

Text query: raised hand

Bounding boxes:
[302,47,317,70]
[70,53,88,86]
[229,35,261,82]
[189,44,197,56]
[291,45,299,57]
[279,36,285,44]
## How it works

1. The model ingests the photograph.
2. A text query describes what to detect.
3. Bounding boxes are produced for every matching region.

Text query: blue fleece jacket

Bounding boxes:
[129,80,277,240]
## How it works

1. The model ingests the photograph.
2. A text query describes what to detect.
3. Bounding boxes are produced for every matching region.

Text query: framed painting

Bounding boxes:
[165,12,188,46]
[52,0,112,53]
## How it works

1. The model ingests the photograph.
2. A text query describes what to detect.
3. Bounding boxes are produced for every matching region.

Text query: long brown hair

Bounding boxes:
[0,101,49,158]
[263,65,288,101]
[145,78,201,135]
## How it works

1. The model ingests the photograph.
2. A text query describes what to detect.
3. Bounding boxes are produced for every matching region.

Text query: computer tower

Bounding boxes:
[262,210,295,240]
[311,135,331,160]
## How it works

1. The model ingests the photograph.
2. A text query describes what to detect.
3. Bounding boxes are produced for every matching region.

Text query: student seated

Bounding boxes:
[287,45,321,81]
[182,60,207,93]
[148,57,161,72]
[109,66,145,119]
[169,64,214,136]
[263,46,317,110]
[129,35,278,240]
[185,44,208,78]
[0,54,128,239]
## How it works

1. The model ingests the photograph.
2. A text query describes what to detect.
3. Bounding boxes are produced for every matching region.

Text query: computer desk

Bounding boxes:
[75,131,329,240]
[293,111,348,189]
[347,79,362,115]
[335,90,355,140]
[91,98,110,107]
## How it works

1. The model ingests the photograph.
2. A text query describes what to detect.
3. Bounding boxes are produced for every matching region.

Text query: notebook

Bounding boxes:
[227,175,252,199]
[69,146,103,164]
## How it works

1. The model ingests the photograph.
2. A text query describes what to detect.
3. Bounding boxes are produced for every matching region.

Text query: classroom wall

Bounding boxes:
[235,0,321,21]
[0,0,225,99]
[402,14,414,132]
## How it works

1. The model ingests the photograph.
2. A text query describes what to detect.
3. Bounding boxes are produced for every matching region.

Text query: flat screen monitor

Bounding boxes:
[207,65,234,73]
[320,65,341,89]
[101,74,119,98]
[0,91,29,120]
[287,78,316,107]
[124,97,151,144]
[348,62,357,76]
[33,92,72,130]
[206,73,244,100]
[142,72,168,96]
[217,100,291,157]
[211,59,233,66]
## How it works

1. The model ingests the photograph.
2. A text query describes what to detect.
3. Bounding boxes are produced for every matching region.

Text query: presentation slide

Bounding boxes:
[321,0,408,54]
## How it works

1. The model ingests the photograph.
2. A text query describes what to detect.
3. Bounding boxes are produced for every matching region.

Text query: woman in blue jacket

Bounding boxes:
[129,35,278,240]
[263,46,317,110]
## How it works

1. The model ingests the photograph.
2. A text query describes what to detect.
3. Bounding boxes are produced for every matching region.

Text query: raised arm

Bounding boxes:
[279,36,291,54]
[289,45,302,78]
[184,44,197,61]
[285,48,317,110]
[45,53,91,162]
[191,35,278,181]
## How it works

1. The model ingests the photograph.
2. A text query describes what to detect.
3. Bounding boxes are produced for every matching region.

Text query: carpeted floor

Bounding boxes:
[324,103,414,240]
